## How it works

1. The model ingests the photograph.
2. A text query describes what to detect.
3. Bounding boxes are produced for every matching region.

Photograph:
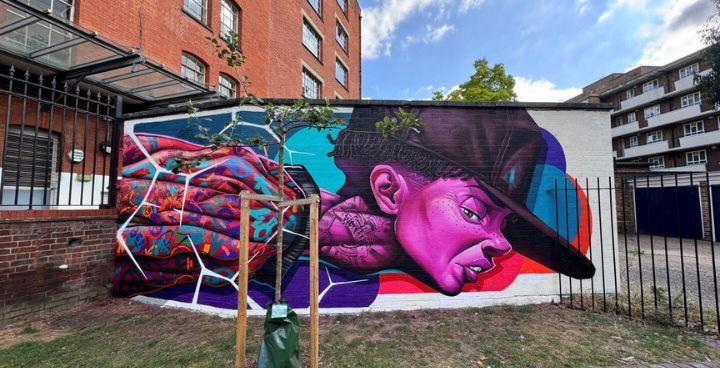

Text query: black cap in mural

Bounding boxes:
[339,105,596,279]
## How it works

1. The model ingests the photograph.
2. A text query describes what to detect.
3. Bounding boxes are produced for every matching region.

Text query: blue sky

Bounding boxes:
[359,0,714,101]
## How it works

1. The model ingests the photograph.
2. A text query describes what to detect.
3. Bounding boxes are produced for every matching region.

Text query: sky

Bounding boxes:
[359,0,716,102]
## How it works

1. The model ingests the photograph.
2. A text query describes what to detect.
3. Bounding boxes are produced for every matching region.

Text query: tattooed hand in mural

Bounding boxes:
[318,190,401,270]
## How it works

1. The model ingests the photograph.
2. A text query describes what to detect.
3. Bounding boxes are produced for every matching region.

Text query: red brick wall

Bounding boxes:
[0,210,117,324]
[72,0,361,99]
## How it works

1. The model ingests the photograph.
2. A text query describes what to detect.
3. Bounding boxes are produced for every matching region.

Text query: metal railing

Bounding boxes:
[0,65,121,209]
[558,172,720,335]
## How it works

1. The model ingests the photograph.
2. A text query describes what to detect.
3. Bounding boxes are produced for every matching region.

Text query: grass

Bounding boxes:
[1,299,719,368]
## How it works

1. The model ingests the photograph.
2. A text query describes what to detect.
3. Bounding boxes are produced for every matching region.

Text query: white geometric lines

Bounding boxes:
[318,266,368,302]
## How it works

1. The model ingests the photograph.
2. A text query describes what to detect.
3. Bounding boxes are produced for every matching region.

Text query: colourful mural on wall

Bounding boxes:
[115,105,606,313]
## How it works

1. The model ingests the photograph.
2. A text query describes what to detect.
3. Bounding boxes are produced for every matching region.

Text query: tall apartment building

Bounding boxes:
[0,0,361,107]
[568,49,714,172]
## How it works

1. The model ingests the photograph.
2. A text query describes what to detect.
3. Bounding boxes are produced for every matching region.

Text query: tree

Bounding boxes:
[697,1,720,107]
[432,58,516,102]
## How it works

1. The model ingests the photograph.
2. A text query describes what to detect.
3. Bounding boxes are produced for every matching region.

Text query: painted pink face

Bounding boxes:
[394,177,512,295]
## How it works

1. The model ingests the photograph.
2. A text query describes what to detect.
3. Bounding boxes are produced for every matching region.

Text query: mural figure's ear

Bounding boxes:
[370,165,408,215]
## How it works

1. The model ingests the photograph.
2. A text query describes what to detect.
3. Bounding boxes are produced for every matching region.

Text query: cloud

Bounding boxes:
[404,24,456,46]
[575,0,591,15]
[514,77,582,102]
[633,0,712,66]
[459,0,485,13]
[597,0,649,23]
[362,0,483,59]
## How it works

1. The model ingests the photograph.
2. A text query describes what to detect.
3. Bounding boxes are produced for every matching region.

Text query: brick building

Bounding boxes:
[568,49,714,172]
[569,48,720,241]
[0,0,361,322]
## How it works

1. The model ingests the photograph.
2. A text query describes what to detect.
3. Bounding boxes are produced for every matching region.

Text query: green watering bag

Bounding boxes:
[257,302,302,368]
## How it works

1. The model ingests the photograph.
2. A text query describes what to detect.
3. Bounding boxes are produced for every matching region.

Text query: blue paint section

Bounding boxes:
[526,164,580,242]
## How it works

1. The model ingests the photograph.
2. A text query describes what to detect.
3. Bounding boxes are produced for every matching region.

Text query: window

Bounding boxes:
[183,0,208,24]
[1,126,58,189]
[337,0,348,13]
[642,79,659,93]
[336,21,348,52]
[5,1,74,66]
[23,0,74,19]
[220,0,239,40]
[627,112,637,124]
[181,53,205,84]
[686,150,707,165]
[681,92,701,108]
[626,88,635,100]
[302,68,321,99]
[646,130,663,144]
[684,121,704,136]
[335,58,348,87]
[679,63,700,79]
[648,156,665,169]
[303,20,322,59]
[628,136,638,147]
[308,0,321,15]
[218,74,237,98]
[644,104,661,119]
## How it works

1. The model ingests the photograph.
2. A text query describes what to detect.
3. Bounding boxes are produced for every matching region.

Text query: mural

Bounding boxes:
[114,105,600,312]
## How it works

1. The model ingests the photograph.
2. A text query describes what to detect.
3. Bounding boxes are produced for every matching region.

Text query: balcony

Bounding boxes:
[622,140,669,159]
[646,104,702,129]
[678,130,720,150]
[620,86,666,111]
[674,70,710,92]
[651,164,706,173]
[611,121,639,137]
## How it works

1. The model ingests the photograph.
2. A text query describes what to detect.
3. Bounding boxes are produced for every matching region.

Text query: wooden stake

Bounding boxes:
[236,193,250,368]
[309,194,320,368]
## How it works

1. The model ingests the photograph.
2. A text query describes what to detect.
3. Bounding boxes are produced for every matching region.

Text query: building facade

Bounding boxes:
[70,0,361,100]
[569,49,714,172]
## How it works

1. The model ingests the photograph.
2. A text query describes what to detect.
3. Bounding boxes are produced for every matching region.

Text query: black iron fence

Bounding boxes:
[0,65,121,209]
[558,172,720,334]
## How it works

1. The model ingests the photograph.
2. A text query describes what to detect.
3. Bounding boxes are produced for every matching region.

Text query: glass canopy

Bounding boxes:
[0,0,215,103]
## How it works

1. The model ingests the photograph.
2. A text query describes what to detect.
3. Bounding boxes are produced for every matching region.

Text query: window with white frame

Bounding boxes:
[337,0,348,13]
[648,156,665,169]
[646,130,663,144]
[642,79,659,93]
[302,68,321,99]
[308,0,321,15]
[181,53,205,84]
[184,0,208,24]
[679,63,700,79]
[627,112,637,124]
[1,126,58,190]
[683,121,704,136]
[335,58,347,87]
[303,20,322,59]
[220,0,239,40]
[681,92,701,108]
[336,21,348,52]
[24,0,74,19]
[628,136,638,147]
[644,104,661,119]
[626,88,635,100]
[686,149,707,165]
[6,1,74,66]
[218,74,237,98]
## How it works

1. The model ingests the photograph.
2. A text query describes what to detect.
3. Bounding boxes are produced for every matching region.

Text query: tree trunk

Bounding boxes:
[275,132,285,304]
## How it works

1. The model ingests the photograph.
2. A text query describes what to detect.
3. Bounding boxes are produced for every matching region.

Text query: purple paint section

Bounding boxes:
[146,260,380,310]
[540,128,566,171]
